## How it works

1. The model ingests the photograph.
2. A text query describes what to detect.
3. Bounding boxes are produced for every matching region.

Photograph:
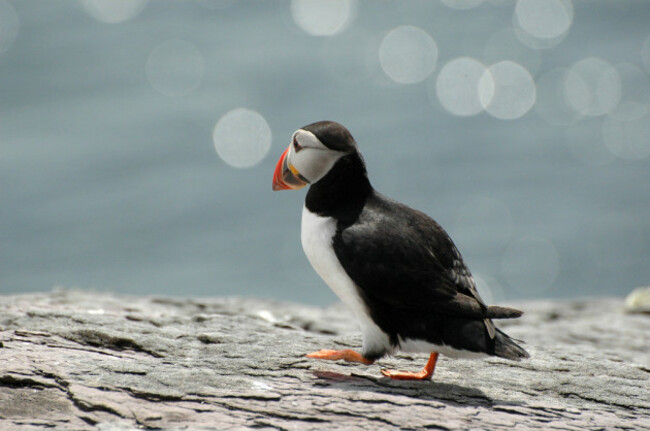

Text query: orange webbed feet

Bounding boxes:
[305,349,374,365]
[380,352,439,381]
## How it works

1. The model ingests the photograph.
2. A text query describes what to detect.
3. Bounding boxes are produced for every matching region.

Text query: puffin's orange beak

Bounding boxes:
[272,146,308,191]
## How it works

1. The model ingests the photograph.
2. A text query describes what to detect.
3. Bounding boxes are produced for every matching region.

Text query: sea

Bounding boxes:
[1,0,649,306]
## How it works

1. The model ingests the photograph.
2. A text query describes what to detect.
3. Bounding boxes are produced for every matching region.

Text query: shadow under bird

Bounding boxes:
[272,121,529,380]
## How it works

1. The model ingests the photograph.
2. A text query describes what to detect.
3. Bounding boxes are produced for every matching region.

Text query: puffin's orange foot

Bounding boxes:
[381,352,439,381]
[380,368,433,380]
[306,349,374,365]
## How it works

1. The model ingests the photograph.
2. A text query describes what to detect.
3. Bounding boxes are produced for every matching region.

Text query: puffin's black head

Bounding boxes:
[272,121,358,191]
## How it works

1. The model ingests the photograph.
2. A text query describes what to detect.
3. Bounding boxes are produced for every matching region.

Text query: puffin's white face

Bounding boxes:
[272,129,346,191]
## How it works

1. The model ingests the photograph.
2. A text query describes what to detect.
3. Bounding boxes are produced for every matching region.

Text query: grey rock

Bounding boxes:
[0,289,648,430]
[626,286,650,314]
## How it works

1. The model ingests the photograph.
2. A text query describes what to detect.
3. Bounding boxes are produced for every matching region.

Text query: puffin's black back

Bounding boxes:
[332,191,528,359]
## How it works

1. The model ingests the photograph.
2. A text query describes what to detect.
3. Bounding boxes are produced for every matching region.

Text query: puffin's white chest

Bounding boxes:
[300,207,363,312]
[301,206,391,355]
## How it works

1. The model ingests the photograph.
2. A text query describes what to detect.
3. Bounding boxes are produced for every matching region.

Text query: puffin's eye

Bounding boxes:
[293,138,303,152]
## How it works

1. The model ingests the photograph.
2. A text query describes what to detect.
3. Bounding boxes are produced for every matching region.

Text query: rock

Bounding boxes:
[626,286,650,314]
[0,289,648,430]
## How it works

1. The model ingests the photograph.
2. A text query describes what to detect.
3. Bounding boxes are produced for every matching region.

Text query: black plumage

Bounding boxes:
[302,121,528,362]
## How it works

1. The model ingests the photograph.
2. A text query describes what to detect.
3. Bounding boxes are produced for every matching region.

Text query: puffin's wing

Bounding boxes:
[333,194,489,319]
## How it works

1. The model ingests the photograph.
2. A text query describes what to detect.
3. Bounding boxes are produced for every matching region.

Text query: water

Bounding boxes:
[1,0,649,306]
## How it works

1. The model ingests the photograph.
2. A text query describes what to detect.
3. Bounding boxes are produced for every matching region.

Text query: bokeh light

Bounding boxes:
[146,38,205,97]
[513,22,566,51]
[291,0,355,37]
[378,25,438,85]
[502,236,560,294]
[514,0,573,40]
[213,108,272,169]
[602,105,650,161]
[440,0,484,10]
[565,57,621,117]
[483,28,542,77]
[81,0,148,24]
[535,68,583,126]
[513,0,572,49]
[435,57,488,117]
[0,0,19,53]
[479,60,536,120]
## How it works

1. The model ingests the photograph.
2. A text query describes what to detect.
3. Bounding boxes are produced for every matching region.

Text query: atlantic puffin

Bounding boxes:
[272,121,529,380]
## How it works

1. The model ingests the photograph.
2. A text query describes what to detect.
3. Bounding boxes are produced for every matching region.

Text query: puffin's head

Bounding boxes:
[272,121,357,191]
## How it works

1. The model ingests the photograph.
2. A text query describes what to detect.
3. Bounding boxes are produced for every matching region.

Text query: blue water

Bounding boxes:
[1,1,649,305]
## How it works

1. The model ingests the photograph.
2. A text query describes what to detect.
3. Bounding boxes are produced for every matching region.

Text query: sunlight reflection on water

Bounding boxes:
[479,60,536,120]
[379,25,438,85]
[81,0,148,24]
[291,0,356,37]
[213,109,272,169]
[435,57,489,117]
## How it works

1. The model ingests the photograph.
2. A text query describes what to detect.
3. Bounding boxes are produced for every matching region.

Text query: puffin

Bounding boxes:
[272,121,529,380]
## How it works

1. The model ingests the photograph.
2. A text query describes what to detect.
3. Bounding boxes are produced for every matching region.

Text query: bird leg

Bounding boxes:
[305,349,375,365]
[381,352,439,380]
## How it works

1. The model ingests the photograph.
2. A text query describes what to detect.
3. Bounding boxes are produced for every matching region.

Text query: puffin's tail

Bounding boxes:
[494,328,529,360]
[486,305,524,319]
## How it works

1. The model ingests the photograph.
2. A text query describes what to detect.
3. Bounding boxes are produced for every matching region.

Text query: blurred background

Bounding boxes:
[1,0,649,305]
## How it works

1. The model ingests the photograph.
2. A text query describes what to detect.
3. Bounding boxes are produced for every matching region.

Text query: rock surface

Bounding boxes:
[0,289,648,430]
